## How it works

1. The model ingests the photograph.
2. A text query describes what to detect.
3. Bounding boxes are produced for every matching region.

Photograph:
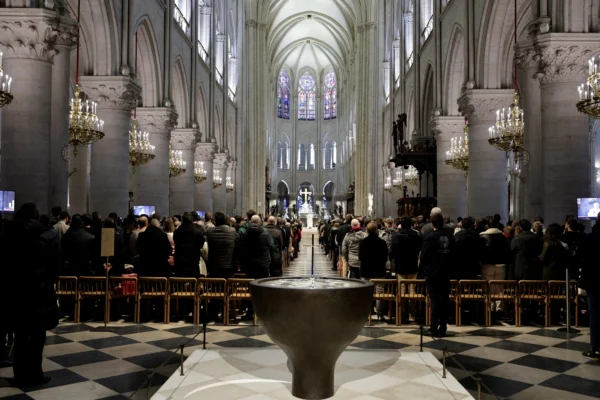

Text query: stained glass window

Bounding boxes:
[324,70,337,120]
[298,72,316,121]
[277,70,290,119]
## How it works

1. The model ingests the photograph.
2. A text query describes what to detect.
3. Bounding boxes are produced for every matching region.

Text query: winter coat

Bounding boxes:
[420,229,454,285]
[237,223,274,278]
[265,224,284,262]
[540,240,569,281]
[204,224,237,273]
[511,231,543,280]
[136,225,173,277]
[173,222,205,278]
[453,229,484,279]
[391,228,421,275]
[480,228,510,266]
[358,233,388,279]
[61,227,95,276]
[342,229,367,268]
[336,222,351,247]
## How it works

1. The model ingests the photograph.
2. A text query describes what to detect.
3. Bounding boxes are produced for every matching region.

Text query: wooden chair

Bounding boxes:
[107,276,138,322]
[57,276,78,322]
[458,280,490,326]
[518,280,549,327]
[226,278,256,325]
[448,280,460,326]
[137,277,168,323]
[197,278,228,325]
[397,279,429,326]
[488,280,518,326]
[368,279,397,326]
[548,280,579,327]
[77,276,107,323]
[167,278,198,324]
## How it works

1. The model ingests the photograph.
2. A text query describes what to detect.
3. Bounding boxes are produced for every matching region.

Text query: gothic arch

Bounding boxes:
[422,64,434,132]
[215,104,223,148]
[133,16,162,107]
[443,24,466,115]
[172,57,189,128]
[197,83,208,137]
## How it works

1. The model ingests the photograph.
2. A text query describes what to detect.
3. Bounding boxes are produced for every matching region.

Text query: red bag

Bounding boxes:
[121,273,138,295]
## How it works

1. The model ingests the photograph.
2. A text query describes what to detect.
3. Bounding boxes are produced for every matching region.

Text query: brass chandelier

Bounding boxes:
[169,144,186,178]
[404,165,418,186]
[0,52,13,108]
[68,0,104,156]
[226,176,234,193]
[213,170,223,189]
[129,109,155,172]
[194,161,207,184]
[576,56,600,119]
[384,174,392,193]
[445,119,469,174]
[392,169,403,189]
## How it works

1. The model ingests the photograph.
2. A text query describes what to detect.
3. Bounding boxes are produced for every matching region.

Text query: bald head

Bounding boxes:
[351,219,360,228]
[251,215,262,224]
[267,216,277,225]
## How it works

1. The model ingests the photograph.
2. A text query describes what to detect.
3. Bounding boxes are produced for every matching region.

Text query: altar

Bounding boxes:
[298,188,316,228]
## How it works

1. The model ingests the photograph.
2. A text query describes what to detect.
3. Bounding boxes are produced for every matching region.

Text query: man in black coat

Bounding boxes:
[237,215,274,279]
[1,203,60,387]
[61,215,94,277]
[511,219,543,280]
[265,216,284,277]
[174,213,205,278]
[204,212,237,279]
[420,214,454,337]
[391,217,422,277]
[358,222,388,279]
[136,221,172,277]
[453,217,483,279]
[336,214,353,251]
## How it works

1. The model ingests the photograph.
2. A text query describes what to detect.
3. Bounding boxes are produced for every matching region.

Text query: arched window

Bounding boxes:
[324,70,337,120]
[277,70,290,119]
[298,72,316,121]
[323,141,337,170]
[277,141,289,170]
[298,144,306,170]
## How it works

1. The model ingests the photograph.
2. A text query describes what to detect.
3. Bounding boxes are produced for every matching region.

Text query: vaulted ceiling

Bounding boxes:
[265,0,362,84]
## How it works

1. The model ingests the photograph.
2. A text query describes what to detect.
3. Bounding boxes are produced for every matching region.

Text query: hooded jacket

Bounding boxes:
[237,223,274,278]
[342,228,366,268]
[205,224,238,273]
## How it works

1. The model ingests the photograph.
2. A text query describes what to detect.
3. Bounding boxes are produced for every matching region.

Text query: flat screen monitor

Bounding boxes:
[196,211,206,219]
[133,205,155,216]
[577,198,600,220]
[0,191,15,212]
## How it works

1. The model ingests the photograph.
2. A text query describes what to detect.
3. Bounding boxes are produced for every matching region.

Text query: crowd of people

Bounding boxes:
[318,207,599,362]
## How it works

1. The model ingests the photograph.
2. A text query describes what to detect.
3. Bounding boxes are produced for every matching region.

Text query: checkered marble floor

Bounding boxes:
[283,230,338,278]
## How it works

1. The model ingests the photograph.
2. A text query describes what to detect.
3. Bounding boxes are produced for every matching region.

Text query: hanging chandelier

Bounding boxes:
[194,161,207,184]
[445,119,469,174]
[404,165,418,186]
[384,175,392,193]
[392,169,403,189]
[213,170,223,189]
[576,56,600,119]
[129,111,155,172]
[68,0,104,156]
[0,52,13,108]
[487,0,529,166]
[169,144,186,177]
[226,176,234,193]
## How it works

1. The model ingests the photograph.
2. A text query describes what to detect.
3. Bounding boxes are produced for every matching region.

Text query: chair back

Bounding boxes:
[108,276,138,298]
[398,278,428,300]
[459,280,489,299]
[227,278,253,299]
[448,280,459,301]
[548,280,578,302]
[78,276,106,296]
[57,276,78,296]
[370,279,397,300]
[198,278,227,299]
[169,278,197,297]
[519,280,548,300]
[138,277,168,297]
[489,280,518,300]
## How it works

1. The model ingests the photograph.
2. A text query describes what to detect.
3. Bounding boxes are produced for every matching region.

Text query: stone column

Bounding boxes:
[134,107,178,217]
[194,141,217,212]
[68,145,91,213]
[80,76,141,217]
[458,89,513,221]
[170,129,198,215]
[431,116,467,219]
[212,153,229,213]
[227,159,237,214]
[536,35,600,224]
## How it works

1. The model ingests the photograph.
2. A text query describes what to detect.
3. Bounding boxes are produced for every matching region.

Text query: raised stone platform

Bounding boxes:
[153,348,473,399]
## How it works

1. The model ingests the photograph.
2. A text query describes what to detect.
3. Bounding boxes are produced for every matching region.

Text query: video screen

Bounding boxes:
[196,211,206,219]
[577,198,600,220]
[133,205,155,216]
[0,191,15,212]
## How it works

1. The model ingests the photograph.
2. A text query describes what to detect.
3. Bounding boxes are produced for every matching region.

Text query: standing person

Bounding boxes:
[453,217,483,279]
[53,211,70,241]
[392,217,422,323]
[329,221,340,271]
[358,222,388,279]
[342,219,366,279]
[173,213,205,278]
[539,223,569,281]
[421,207,446,237]
[578,228,600,361]
[480,220,510,281]
[129,216,148,260]
[204,212,237,279]
[265,216,284,277]
[204,212,215,230]
[237,215,273,279]
[61,215,94,276]
[511,219,543,280]
[136,219,172,277]
[1,203,60,387]
[420,214,454,337]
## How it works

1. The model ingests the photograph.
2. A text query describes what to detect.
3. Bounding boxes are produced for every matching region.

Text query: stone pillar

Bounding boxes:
[80,76,141,217]
[536,35,600,224]
[227,159,237,214]
[194,142,217,212]
[212,153,229,213]
[0,11,64,212]
[458,89,513,221]
[431,116,467,219]
[134,107,178,217]
[68,145,91,213]
[170,129,198,215]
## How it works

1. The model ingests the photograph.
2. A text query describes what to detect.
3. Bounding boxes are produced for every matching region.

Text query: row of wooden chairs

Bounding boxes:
[56,276,256,325]
[370,278,579,327]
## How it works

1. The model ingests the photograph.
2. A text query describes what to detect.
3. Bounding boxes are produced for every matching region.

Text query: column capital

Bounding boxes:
[245,19,266,30]
[515,43,539,69]
[216,34,225,43]
[213,153,230,169]
[79,76,142,112]
[0,8,76,62]
[229,57,238,66]
[534,33,600,85]
[392,39,400,48]
[457,89,515,123]
[171,128,200,150]
[199,6,212,15]
[136,107,178,134]
[195,142,218,161]
[429,116,465,140]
